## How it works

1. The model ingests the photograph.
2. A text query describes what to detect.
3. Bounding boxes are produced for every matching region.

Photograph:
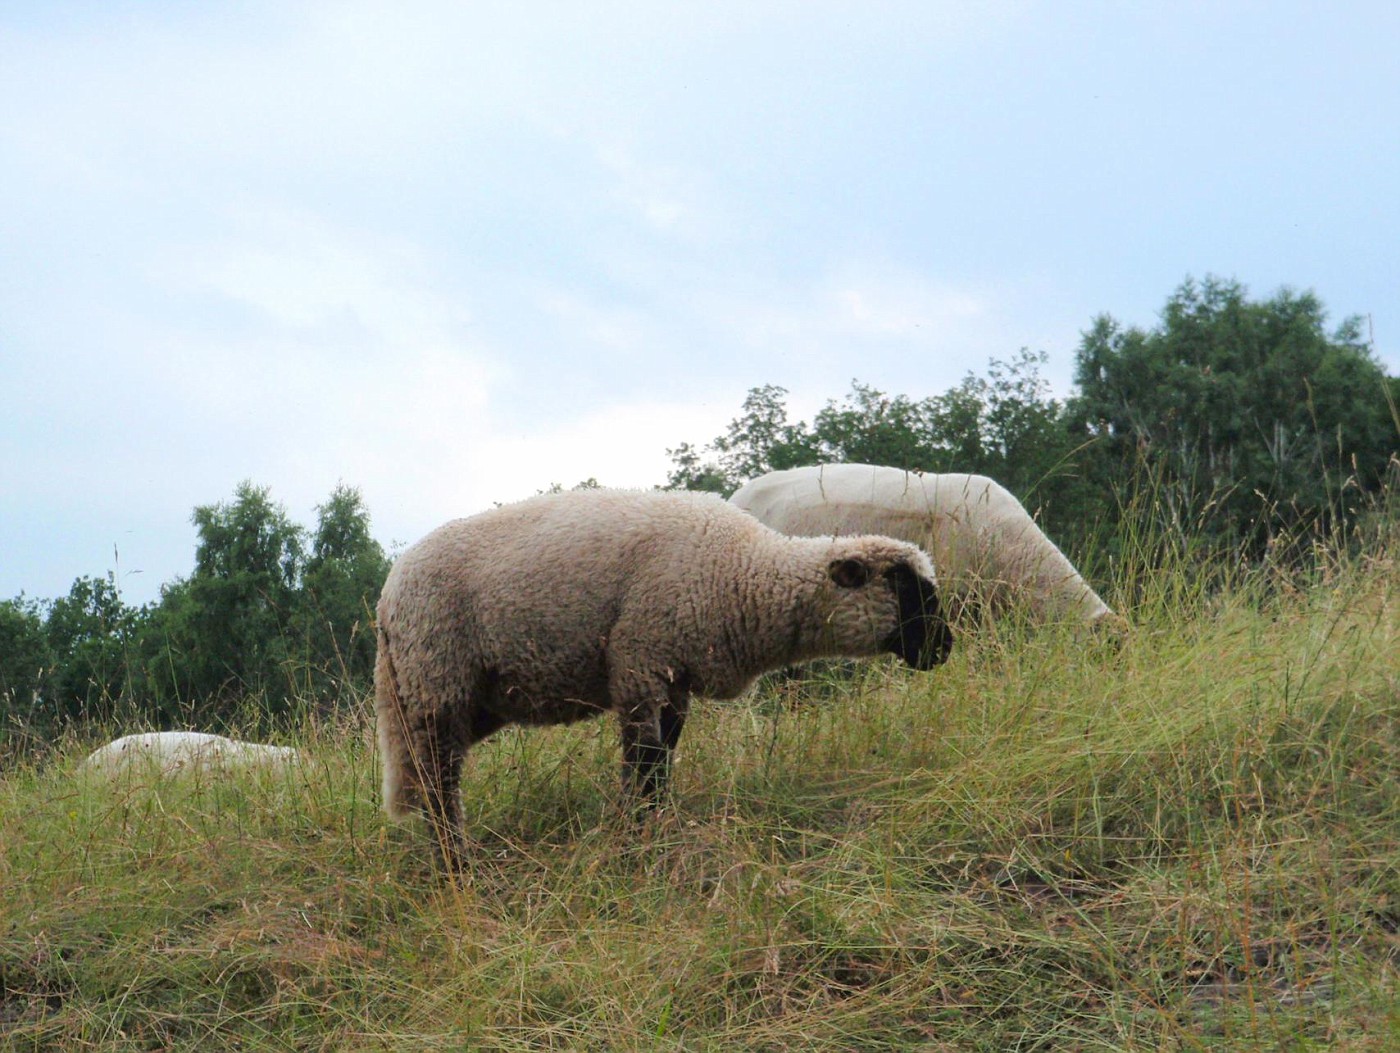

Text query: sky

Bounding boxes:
[3,1,1398,608]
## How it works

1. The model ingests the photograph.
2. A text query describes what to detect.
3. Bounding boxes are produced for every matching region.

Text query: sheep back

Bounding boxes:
[730,463,1113,625]
[80,732,303,777]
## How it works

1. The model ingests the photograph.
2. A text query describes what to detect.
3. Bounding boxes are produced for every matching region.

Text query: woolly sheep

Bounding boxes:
[375,488,953,868]
[730,464,1115,628]
[80,731,303,777]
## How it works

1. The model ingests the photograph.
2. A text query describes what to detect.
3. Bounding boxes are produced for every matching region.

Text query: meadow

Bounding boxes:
[2,529,1396,1051]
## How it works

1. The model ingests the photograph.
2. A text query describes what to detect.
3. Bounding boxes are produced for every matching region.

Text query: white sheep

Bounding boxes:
[80,731,303,777]
[375,488,953,868]
[730,464,1116,628]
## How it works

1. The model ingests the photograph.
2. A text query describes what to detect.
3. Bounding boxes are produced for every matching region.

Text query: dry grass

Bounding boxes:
[2,539,1396,1051]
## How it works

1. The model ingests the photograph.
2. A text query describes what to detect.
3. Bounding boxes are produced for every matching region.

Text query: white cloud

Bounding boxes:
[469,399,736,504]
[125,204,742,557]
[591,143,727,242]
[4,0,1397,612]
[708,260,999,396]
[159,205,477,343]
[537,289,654,358]
[828,266,987,339]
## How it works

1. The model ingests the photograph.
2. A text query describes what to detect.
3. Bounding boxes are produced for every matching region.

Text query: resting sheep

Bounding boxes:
[730,464,1115,628]
[375,488,953,868]
[80,731,303,777]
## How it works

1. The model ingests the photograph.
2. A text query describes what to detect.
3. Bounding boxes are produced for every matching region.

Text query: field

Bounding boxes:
[2,539,1397,1050]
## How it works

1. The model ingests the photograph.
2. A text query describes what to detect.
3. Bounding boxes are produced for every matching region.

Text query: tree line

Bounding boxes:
[1,483,390,746]
[3,277,1396,746]
[669,277,1398,557]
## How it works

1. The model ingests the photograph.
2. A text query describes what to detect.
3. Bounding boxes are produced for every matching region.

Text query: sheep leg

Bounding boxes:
[619,689,690,809]
[417,704,507,874]
[420,737,468,873]
[659,693,689,753]
[620,706,668,806]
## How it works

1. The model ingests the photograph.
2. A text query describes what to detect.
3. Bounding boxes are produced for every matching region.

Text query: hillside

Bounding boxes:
[2,543,1397,1051]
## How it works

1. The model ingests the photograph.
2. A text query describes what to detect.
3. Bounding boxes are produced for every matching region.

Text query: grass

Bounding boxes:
[2,539,1396,1050]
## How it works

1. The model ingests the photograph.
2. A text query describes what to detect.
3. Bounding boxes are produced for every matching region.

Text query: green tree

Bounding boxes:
[293,485,390,700]
[663,442,732,493]
[941,351,1112,541]
[43,575,144,722]
[143,482,306,714]
[0,596,53,730]
[666,385,816,494]
[711,384,821,487]
[1071,277,1397,548]
[663,352,1102,531]
[539,478,603,494]
[667,382,919,496]
[809,383,941,471]
[660,353,1126,565]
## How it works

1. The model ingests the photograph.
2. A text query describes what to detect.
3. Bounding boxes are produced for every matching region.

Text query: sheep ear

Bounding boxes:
[828,557,871,589]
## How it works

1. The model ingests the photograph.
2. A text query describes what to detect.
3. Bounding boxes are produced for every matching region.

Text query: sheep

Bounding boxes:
[80,731,303,777]
[375,487,953,868]
[729,464,1116,629]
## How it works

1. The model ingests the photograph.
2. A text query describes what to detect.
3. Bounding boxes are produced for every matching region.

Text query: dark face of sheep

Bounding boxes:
[828,558,954,669]
[885,562,954,669]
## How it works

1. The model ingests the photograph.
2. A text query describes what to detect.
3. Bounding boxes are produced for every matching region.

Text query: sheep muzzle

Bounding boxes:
[884,565,954,669]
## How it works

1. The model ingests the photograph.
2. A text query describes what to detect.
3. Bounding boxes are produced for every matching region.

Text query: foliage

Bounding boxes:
[539,477,604,495]
[667,278,1398,563]
[666,353,1070,495]
[1070,276,1397,550]
[4,276,1395,744]
[665,350,1111,546]
[0,597,51,729]
[666,383,820,491]
[140,482,308,716]
[140,482,390,722]
[1,483,389,739]
[42,575,146,724]
[292,486,392,705]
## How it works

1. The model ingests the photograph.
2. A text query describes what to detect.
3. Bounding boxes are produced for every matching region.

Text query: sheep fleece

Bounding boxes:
[730,463,1114,625]
[375,488,949,833]
[81,732,302,776]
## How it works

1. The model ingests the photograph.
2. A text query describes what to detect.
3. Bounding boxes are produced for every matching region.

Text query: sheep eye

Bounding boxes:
[828,558,871,588]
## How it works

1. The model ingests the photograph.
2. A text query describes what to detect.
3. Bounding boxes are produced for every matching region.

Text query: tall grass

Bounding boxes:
[2,519,1396,1050]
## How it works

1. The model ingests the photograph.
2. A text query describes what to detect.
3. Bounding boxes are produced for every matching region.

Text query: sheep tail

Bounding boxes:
[375,624,413,820]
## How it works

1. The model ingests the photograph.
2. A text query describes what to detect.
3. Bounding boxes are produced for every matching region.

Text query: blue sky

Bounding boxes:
[3,1,1397,607]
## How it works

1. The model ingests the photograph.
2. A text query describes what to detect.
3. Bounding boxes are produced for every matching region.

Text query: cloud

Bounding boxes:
[125,203,743,559]
[590,143,730,243]
[536,288,654,358]
[162,204,482,351]
[707,261,998,390]
[828,266,986,339]
[137,205,499,512]
[5,0,1396,613]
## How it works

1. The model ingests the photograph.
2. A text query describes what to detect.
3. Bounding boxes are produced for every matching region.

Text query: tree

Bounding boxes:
[1070,277,1397,548]
[294,485,391,700]
[711,384,822,487]
[539,478,603,494]
[809,383,942,471]
[144,482,306,712]
[663,442,732,493]
[43,575,144,723]
[0,596,53,729]
[662,352,1103,536]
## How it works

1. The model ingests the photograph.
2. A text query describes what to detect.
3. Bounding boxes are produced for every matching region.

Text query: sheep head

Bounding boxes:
[823,546,953,670]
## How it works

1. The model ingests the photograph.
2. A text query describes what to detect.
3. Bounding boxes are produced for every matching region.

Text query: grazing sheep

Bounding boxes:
[80,731,303,777]
[375,488,953,868]
[730,464,1115,628]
